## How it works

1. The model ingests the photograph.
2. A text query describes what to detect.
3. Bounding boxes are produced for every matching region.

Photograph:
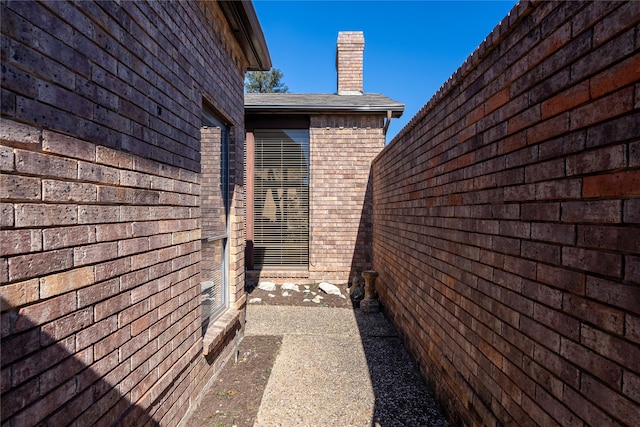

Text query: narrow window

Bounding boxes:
[200,107,230,334]
[253,129,309,268]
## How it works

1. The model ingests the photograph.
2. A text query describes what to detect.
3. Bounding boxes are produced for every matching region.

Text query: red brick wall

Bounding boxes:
[1,1,248,425]
[249,113,386,285]
[372,1,640,425]
[309,114,385,283]
[1,0,248,173]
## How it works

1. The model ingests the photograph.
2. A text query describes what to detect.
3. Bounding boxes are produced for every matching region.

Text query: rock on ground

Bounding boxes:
[258,281,277,291]
[319,282,346,298]
[281,283,300,292]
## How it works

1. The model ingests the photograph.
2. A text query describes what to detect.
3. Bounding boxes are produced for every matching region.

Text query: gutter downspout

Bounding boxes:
[383,110,392,136]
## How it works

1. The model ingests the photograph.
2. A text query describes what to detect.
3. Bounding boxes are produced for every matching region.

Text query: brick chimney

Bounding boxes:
[336,31,364,95]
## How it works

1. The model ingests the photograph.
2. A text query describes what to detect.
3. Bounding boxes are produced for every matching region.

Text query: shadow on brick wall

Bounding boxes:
[0,297,161,426]
[347,171,449,425]
[349,169,375,284]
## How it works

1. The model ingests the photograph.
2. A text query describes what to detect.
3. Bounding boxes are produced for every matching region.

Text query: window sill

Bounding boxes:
[202,307,242,357]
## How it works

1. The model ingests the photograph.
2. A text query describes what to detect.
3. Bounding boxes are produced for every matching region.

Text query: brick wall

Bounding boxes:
[372,1,640,425]
[1,0,248,173]
[249,113,386,285]
[309,114,385,284]
[1,1,250,425]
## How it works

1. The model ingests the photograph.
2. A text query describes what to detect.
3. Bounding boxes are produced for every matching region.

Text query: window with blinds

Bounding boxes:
[200,108,229,334]
[254,129,309,267]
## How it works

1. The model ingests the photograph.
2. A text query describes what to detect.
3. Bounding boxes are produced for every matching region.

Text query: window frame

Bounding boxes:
[200,107,231,334]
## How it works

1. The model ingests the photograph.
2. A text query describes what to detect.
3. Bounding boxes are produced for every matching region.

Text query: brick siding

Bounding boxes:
[372,1,640,425]
[309,114,385,283]
[250,113,386,285]
[1,0,247,172]
[1,1,249,425]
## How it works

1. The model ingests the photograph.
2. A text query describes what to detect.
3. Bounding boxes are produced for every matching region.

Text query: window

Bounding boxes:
[200,108,229,334]
[253,129,310,267]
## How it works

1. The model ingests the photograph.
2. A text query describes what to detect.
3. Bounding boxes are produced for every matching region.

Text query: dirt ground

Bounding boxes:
[186,335,282,427]
[245,281,356,309]
[184,283,357,427]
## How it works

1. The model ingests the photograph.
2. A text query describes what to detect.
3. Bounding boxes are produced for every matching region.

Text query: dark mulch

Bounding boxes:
[186,335,283,427]
[245,281,358,309]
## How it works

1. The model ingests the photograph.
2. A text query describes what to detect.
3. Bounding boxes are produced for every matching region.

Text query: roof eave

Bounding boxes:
[245,104,404,118]
[218,1,272,71]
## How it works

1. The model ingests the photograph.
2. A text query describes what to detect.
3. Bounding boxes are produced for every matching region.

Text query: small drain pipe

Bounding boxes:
[383,110,392,136]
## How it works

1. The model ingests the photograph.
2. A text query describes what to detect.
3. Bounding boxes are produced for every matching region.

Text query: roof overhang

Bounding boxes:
[245,105,404,118]
[218,1,271,71]
[245,94,404,118]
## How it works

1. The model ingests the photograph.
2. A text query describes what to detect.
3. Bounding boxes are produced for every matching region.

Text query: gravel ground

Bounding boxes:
[183,284,448,427]
[248,304,448,427]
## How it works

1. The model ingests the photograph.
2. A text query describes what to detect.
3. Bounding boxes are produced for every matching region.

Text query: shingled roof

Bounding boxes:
[244,93,404,117]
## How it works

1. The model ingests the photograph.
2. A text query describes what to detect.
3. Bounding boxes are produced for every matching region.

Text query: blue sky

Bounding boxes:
[252,0,517,140]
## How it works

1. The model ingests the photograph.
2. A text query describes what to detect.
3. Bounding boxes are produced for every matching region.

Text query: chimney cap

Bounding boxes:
[337,31,365,42]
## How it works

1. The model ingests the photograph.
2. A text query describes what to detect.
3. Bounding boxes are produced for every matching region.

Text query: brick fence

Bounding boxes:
[372,1,639,425]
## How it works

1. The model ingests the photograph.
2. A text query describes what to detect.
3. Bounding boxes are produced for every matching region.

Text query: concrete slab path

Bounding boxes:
[246,305,448,427]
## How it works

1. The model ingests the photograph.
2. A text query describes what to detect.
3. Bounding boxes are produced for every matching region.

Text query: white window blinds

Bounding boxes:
[254,129,309,267]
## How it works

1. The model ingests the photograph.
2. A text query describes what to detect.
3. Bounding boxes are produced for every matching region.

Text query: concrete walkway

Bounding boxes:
[246,305,448,427]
